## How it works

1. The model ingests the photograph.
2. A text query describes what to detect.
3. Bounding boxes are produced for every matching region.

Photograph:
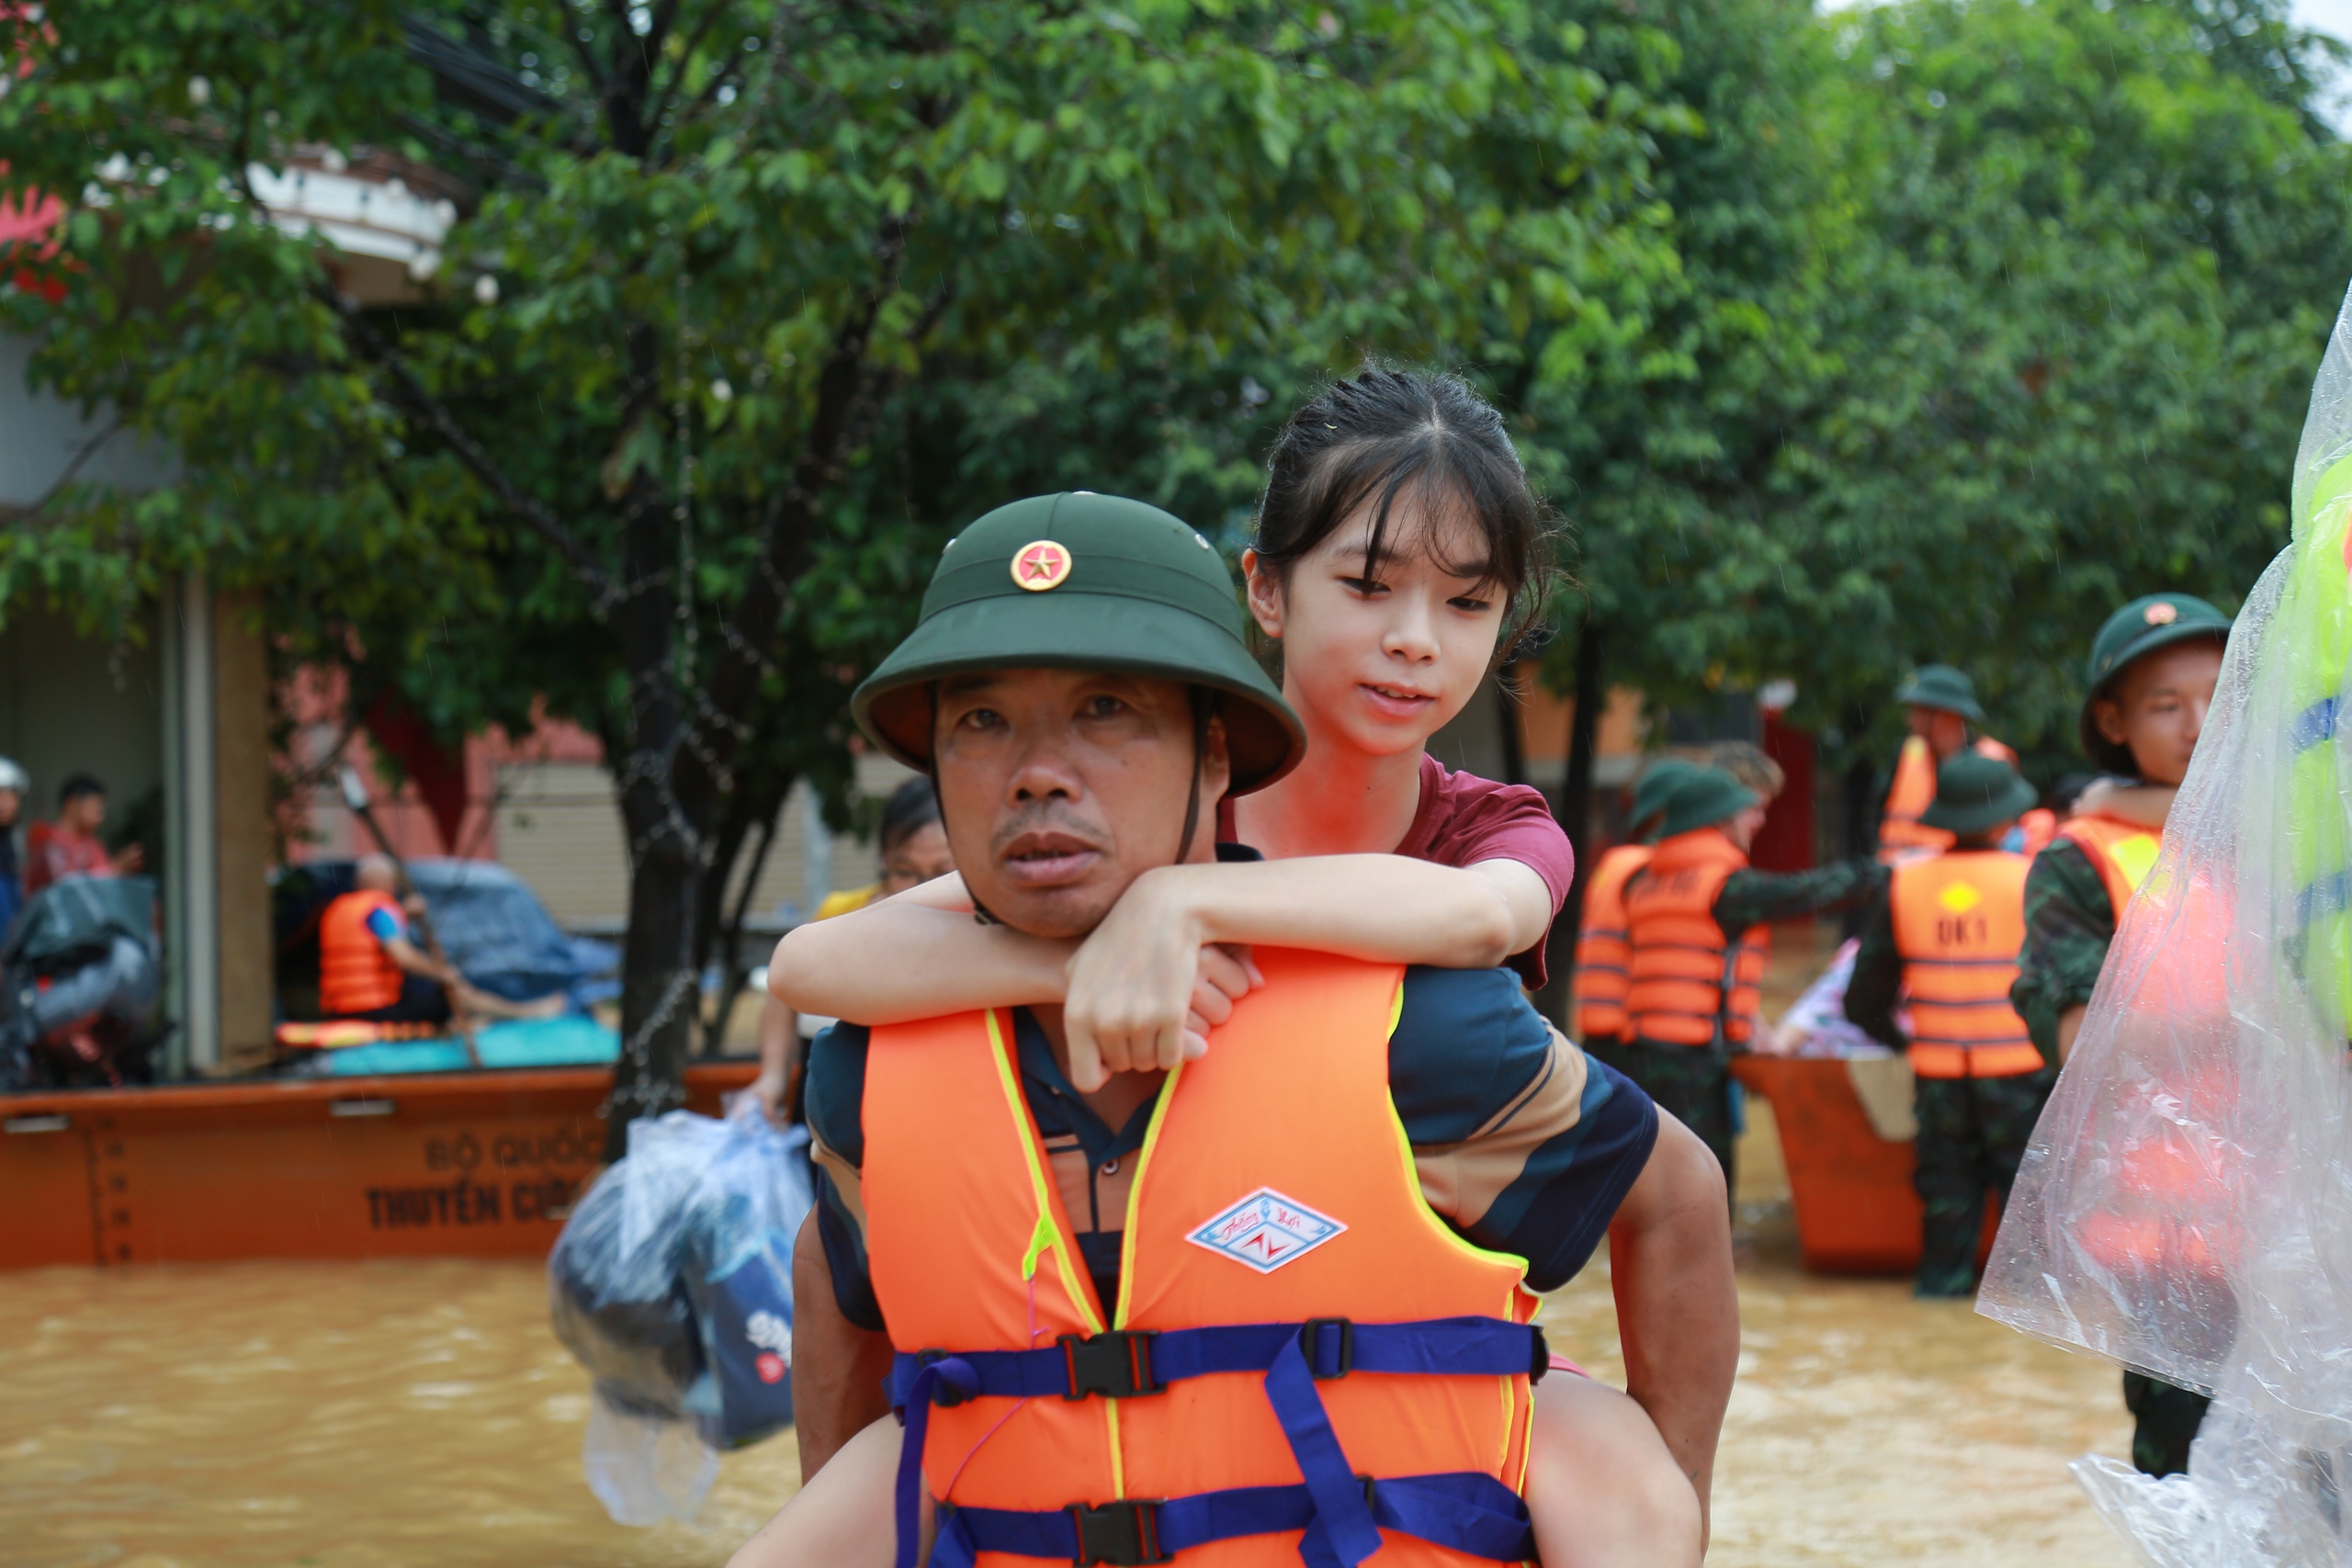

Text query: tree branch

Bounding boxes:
[648,0,741,139]
[561,0,611,92]
[10,416,126,519]
[320,287,614,599]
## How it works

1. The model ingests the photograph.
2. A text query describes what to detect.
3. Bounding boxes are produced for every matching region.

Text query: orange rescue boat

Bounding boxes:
[0,1063,755,1270]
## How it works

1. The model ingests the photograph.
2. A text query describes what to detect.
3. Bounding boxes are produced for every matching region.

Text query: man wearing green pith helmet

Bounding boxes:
[2011,590,2233,1479]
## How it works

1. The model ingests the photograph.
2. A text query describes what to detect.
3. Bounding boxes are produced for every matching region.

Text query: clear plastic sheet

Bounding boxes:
[2071,1364,2352,1567]
[1978,278,2352,1560]
[548,1096,812,1524]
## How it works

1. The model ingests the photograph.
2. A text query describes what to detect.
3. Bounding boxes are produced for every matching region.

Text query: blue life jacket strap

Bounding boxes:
[888,1317,1544,1568]
[886,1316,1546,1408]
[926,1471,1535,1567]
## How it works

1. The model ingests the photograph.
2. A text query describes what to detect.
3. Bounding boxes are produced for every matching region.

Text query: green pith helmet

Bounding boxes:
[1628,759,1700,839]
[853,492,1306,793]
[1918,752,2038,838]
[1656,767,1760,840]
[2078,592,2233,773]
[1893,663,1986,724]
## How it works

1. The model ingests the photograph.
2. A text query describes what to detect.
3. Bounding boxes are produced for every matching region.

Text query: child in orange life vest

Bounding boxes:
[772,367,1576,1100]
[2009,592,2230,1479]
[1843,752,2045,1298]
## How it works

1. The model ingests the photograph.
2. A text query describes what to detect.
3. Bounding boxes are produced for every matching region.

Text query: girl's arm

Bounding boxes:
[765,873,1072,1023]
[1061,854,1543,1088]
[1464,856,1556,959]
[768,872,1261,1035]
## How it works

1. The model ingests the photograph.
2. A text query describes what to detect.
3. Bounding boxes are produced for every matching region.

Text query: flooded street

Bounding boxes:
[1,1129,2135,1567]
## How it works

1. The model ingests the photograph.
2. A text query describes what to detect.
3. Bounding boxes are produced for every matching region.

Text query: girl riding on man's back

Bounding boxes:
[773,367,1574,1082]
[759,368,1722,1568]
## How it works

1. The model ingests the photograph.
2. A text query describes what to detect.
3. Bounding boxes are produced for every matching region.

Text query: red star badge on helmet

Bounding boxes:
[1012,539,1073,591]
[2144,601,2179,626]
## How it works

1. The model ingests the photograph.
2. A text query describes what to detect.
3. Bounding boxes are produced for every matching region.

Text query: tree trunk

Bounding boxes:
[608,823,705,1158]
[1536,615,1604,1028]
[700,782,788,1059]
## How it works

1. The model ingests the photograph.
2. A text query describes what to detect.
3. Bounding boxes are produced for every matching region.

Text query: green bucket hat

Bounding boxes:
[1893,663,1986,724]
[2078,592,2233,773]
[1627,759,1700,839]
[1917,751,2038,838]
[853,492,1306,793]
[1656,767,1760,840]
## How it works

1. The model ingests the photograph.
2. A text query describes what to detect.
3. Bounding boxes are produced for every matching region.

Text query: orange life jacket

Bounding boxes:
[2056,813,2164,922]
[864,948,1542,1568]
[1623,829,1768,1048]
[1880,735,2018,863]
[1889,850,2041,1078]
[1571,843,1652,1043]
[319,890,405,1015]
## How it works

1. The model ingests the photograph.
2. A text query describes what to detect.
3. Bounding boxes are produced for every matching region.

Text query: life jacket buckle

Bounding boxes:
[1528,1323,1552,1383]
[912,1348,973,1408]
[1067,1497,1171,1565]
[1303,1316,1353,1380]
[1057,1329,1164,1401]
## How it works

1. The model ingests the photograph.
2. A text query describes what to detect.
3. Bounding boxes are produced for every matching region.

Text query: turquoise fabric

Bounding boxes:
[317,1014,619,1075]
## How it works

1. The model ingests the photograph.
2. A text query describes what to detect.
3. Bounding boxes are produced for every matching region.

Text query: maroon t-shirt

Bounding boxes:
[1219,752,1575,987]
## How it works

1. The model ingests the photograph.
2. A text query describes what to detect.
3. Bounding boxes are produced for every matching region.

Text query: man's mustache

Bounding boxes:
[989,803,1111,862]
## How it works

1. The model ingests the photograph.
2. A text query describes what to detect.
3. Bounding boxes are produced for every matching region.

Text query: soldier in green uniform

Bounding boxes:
[1594,768,1887,1195]
[2010,591,2232,1478]
[1845,752,2050,1299]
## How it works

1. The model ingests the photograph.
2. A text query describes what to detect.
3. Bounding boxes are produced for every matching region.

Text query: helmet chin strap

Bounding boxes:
[933,682,1216,926]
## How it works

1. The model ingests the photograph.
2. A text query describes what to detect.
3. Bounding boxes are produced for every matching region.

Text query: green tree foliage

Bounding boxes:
[1531,0,2352,795]
[0,0,1679,1134]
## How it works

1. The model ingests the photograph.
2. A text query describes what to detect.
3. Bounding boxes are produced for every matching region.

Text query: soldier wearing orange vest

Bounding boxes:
[738,495,1738,1568]
[1569,759,1697,1045]
[1595,768,1886,1196]
[1877,664,2055,862]
[1844,753,2048,1297]
[2010,591,2231,1479]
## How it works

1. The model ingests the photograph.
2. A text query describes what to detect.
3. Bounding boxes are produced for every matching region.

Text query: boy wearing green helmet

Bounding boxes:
[2010,590,2232,1478]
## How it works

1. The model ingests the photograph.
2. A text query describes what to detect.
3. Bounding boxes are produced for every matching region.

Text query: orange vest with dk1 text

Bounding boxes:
[863,948,1543,1568]
[1889,850,2041,1078]
[1623,829,1768,1048]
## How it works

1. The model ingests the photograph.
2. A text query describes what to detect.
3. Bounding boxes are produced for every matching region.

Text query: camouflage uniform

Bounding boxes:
[1848,885,2057,1297]
[2012,829,2212,1477]
[2007,838,2116,1066]
[1601,859,1888,1196]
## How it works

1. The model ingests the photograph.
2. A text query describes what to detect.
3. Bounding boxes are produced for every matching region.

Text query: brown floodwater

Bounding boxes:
[0,1133,2136,1567]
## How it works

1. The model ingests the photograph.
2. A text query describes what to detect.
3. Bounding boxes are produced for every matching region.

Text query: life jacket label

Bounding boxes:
[1187,1187,1346,1274]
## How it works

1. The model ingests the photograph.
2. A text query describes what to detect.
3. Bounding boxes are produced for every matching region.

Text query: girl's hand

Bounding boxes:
[1063,867,1264,1090]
